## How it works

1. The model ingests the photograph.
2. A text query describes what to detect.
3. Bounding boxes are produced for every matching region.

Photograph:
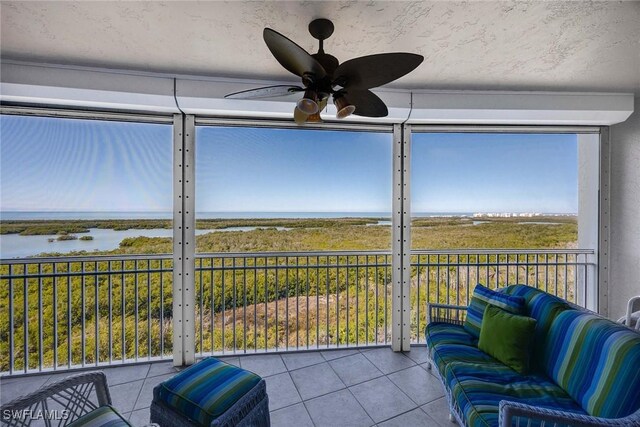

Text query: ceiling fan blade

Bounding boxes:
[334,53,424,90]
[224,85,304,99]
[264,28,326,79]
[343,90,388,117]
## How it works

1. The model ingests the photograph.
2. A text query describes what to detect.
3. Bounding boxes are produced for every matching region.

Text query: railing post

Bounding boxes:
[173,114,196,366]
[392,124,411,351]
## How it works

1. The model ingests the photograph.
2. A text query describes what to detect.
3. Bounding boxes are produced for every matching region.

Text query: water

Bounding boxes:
[0,226,290,259]
[1,211,481,221]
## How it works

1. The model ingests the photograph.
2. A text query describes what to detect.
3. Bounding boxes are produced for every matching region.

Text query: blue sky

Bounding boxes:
[195,127,391,212]
[0,115,173,212]
[0,115,577,215]
[411,133,577,213]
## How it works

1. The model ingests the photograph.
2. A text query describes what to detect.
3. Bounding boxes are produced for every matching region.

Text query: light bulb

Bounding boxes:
[296,89,319,115]
[294,106,308,124]
[334,95,355,119]
[306,111,323,123]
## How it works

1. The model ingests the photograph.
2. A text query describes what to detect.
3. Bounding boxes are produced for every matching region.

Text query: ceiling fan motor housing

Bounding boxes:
[308,18,335,41]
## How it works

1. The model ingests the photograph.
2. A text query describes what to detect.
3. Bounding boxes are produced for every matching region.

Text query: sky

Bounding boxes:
[0,115,577,215]
[411,133,577,213]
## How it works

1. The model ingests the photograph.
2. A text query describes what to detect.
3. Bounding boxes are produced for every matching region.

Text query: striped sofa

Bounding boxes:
[425,285,640,427]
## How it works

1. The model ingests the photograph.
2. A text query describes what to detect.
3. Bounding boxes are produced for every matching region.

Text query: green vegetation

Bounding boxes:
[57,234,78,241]
[0,217,384,236]
[79,236,94,241]
[0,216,578,372]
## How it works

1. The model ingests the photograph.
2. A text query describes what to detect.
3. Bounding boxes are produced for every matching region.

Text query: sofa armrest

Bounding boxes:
[499,400,640,427]
[427,303,467,326]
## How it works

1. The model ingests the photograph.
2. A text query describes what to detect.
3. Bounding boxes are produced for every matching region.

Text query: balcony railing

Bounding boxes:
[194,251,393,357]
[0,255,174,376]
[0,249,594,376]
[409,249,595,343]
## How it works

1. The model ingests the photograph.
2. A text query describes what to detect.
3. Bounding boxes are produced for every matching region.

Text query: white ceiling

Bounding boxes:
[1,1,639,93]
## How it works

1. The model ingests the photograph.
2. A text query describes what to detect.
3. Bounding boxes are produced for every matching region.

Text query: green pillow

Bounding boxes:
[478,304,537,375]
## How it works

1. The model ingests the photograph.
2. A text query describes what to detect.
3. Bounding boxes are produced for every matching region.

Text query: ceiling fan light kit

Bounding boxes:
[225,18,424,125]
[297,88,319,115]
[334,94,356,119]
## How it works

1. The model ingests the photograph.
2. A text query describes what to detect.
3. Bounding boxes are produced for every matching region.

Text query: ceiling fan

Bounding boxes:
[224,18,424,124]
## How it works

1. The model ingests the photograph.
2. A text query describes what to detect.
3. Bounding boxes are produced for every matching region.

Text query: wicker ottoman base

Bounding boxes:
[150,390,269,427]
[150,358,270,427]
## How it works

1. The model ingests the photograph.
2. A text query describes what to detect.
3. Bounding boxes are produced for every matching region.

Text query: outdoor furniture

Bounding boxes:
[425,284,640,427]
[0,372,135,427]
[618,295,640,330]
[150,357,269,427]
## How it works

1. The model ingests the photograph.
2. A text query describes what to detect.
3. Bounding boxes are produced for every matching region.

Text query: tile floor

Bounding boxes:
[0,346,455,427]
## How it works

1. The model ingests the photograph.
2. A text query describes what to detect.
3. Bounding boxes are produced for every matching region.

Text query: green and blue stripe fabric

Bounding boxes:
[426,322,485,371]
[154,357,262,426]
[426,322,478,348]
[67,405,132,427]
[444,361,587,427]
[432,343,496,373]
[502,285,571,370]
[544,309,640,418]
[463,284,525,338]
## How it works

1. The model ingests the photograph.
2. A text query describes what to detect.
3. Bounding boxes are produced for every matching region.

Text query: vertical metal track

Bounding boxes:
[401,125,412,351]
[392,124,403,351]
[598,127,610,316]
[173,114,196,366]
[392,124,412,351]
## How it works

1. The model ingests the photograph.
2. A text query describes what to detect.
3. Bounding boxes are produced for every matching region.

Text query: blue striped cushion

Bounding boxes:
[154,357,262,426]
[431,343,497,374]
[67,405,132,427]
[426,322,478,348]
[545,310,640,418]
[463,284,525,338]
[445,361,587,427]
[503,285,571,371]
[426,323,484,372]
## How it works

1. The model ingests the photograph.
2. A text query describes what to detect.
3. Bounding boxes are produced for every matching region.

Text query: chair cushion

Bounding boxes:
[426,322,478,348]
[67,405,132,427]
[444,361,587,427]
[478,304,537,374]
[463,284,525,338]
[426,322,484,371]
[503,285,571,371]
[154,357,262,426]
[545,309,640,418]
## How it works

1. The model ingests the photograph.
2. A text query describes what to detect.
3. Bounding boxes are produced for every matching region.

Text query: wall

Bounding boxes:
[609,96,640,321]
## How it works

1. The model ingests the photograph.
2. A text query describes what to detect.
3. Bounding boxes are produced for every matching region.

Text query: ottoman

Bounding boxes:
[150,357,270,427]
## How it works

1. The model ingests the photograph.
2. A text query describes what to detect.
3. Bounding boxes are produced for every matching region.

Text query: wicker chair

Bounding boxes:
[618,295,640,331]
[0,372,148,427]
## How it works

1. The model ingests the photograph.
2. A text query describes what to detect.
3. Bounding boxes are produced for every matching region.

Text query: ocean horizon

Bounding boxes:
[1,210,576,221]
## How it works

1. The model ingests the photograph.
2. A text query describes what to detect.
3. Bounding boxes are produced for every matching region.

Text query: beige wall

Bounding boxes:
[609,96,640,321]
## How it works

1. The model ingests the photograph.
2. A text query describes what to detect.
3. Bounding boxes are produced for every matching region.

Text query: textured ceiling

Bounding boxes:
[1,1,639,93]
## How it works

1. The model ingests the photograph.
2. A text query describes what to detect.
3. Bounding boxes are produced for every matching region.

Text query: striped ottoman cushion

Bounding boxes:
[153,358,262,426]
[67,405,132,427]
